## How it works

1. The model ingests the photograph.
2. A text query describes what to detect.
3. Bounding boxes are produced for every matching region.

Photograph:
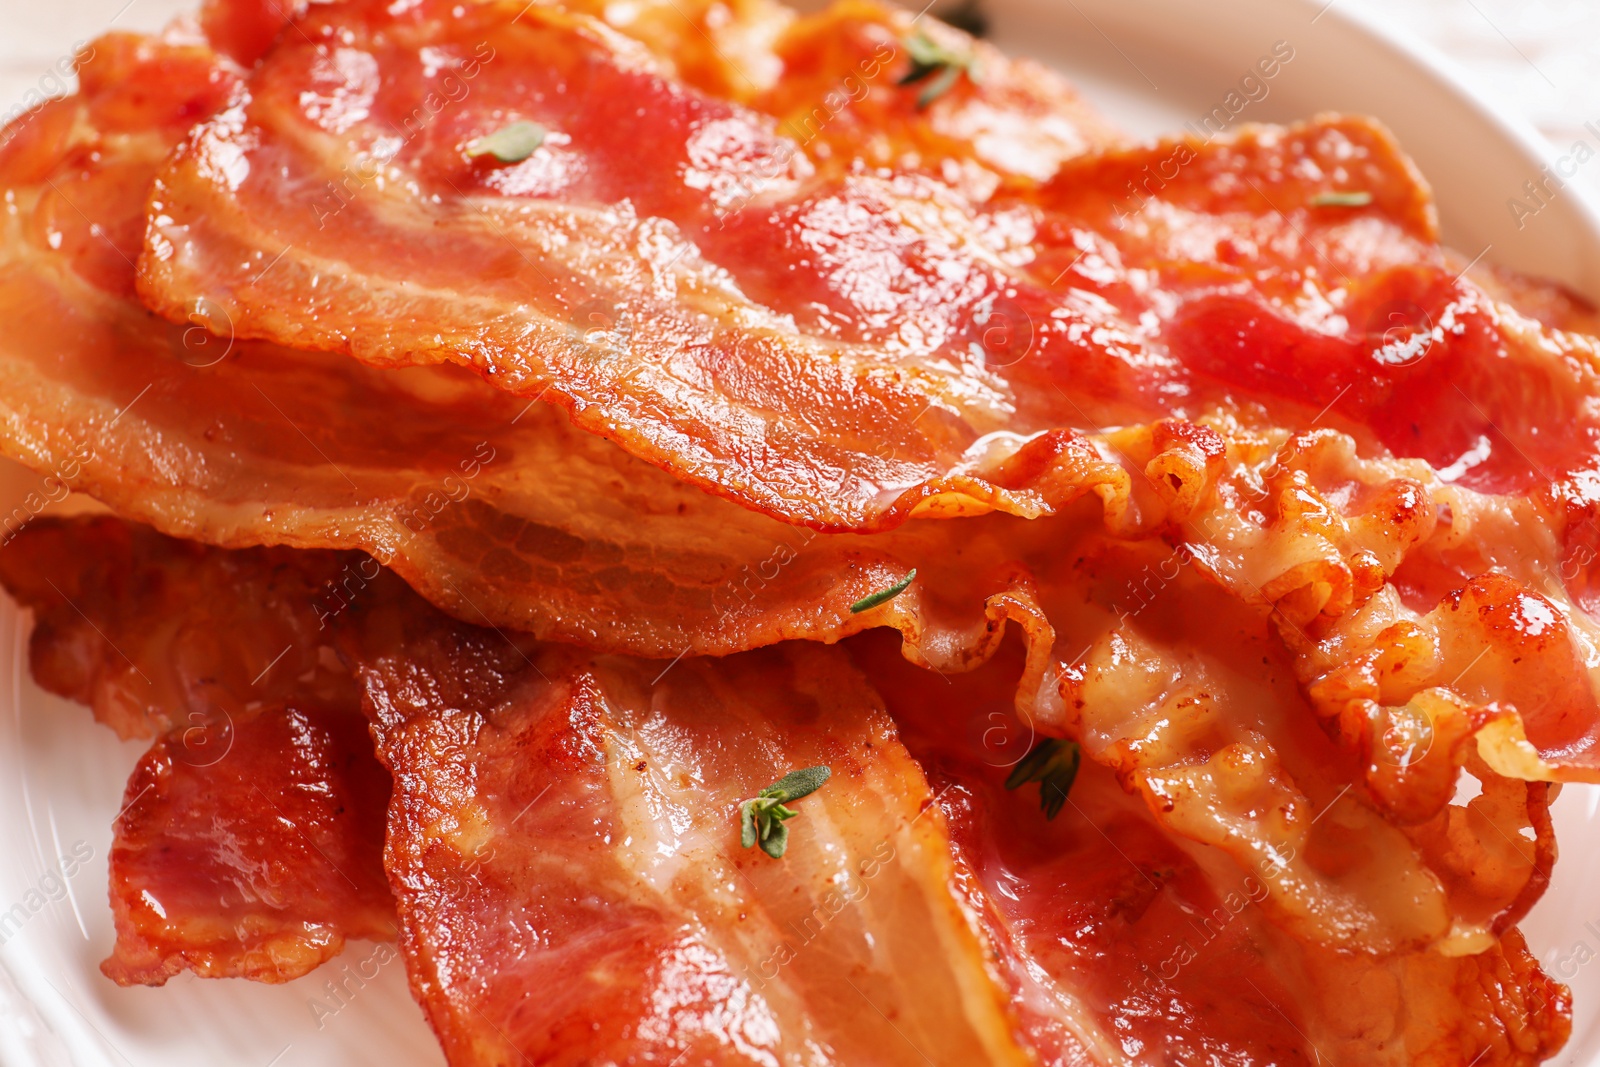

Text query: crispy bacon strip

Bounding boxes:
[135,0,1170,531]
[0,22,952,658]
[3,517,1049,1060]
[106,702,394,985]
[1034,121,1600,499]
[927,510,1562,963]
[353,618,1038,1065]
[0,515,358,739]
[10,516,1570,1063]
[135,0,1600,545]
[856,629,1572,1067]
[0,518,393,984]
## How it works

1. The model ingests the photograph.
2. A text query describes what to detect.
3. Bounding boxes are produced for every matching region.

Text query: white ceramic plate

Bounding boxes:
[2,1,1599,1064]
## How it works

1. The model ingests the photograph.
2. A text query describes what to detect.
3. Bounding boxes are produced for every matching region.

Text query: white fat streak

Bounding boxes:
[601,721,833,1066]
[832,792,1041,1067]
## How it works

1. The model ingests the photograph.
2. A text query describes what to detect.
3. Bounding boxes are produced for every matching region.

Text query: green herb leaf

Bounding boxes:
[739,765,831,858]
[739,799,760,849]
[466,120,547,163]
[850,569,916,613]
[1309,190,1373,208]
[917,65,964,110]
[1004,738,1080,820]
[902,31,953,70]
[764,765,832,802]
[760,819,789,859]
[897,31,981,110]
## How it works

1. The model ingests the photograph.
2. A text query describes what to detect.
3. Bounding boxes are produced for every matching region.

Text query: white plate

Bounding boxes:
[2,1,1599,1064]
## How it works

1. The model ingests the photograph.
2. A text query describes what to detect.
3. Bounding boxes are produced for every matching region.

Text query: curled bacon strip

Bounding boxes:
[0,511,1574,1062]
[0,18,1199,665]
[132,0,1194,531]
[0,518,393,984]
[5,516,1571,1064]
[354,618,1037,1065]
[860,630,1571,1067]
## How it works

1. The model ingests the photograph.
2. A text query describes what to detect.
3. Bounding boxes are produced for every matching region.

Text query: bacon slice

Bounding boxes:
[134,0,1166,531]
[1034,120,1600,499]
[0,518,394,984]
[135,0,1600,545]
[105,701,394,985]
[0,515,359,739]
[6,516,1578,1062]
[855,629,1572,1067]
[883,505,1565,963]
[0,21,958,658]
[4,517,1043,1061]
[354,619,1037,1065]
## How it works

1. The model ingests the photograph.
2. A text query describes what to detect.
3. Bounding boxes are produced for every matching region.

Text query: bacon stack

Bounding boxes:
[0,0,1594,1062]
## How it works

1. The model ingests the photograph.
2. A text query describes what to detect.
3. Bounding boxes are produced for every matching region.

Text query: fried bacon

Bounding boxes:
[0,516,357,739]
[0,20,953,658]
[119,0,1600,828]
[857,629,1571,1066]
[10,7,1592,740]
[0,16,1124,671]
[1,14,1590,1007]
[134,0,1600,544]
[0,0,1597,1060]
[133,0,1175,531]
[105,702,394,985]
[354,620,1036,1065]
[4,517,1045,1060]
[2,516,1574,1064]
[1035,123,1600,500]
[0,518,393,984]
[973,527,1557,962]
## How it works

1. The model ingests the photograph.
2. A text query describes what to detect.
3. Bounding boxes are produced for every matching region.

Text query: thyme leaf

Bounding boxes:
[1004,738,1080,820]
[739,765,831,858]
[897,31,982,110]
[466,120,547,163]
[849,569,916,613]
[1309,190,1373,208]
